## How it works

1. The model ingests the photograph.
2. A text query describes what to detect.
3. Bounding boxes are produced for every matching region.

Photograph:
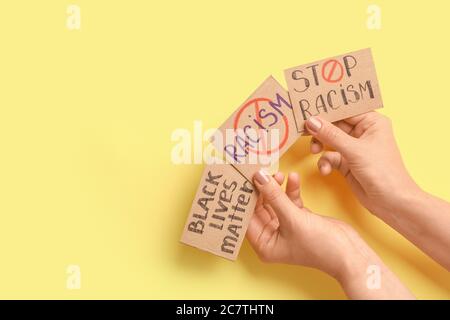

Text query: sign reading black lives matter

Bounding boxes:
[181,48,383,260]
[180,163,257,260]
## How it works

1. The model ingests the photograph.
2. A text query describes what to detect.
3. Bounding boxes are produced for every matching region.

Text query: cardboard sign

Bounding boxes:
[181,48,384,260]
[211,76,300,182]
[284,48,383,132]
[180,163,258,260]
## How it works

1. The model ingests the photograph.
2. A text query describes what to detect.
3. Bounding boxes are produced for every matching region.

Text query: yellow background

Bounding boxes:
[0,0,449,299]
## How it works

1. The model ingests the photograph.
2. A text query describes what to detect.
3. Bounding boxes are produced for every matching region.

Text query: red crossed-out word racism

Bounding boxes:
[222,94,294,164]
[233,97,289,155]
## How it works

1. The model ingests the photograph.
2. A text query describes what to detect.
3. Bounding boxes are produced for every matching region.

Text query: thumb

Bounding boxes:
[305,116,356,156]
[253,169,299,227]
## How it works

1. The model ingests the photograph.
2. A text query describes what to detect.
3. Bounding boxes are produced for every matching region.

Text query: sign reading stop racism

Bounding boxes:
[182,48,384,260]
[284,48,383,132]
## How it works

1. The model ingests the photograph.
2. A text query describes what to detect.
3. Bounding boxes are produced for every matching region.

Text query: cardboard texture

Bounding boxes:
[180,163,258,260]
[182,48,384,260]
[284,48,383,132]
[211,76,300,182]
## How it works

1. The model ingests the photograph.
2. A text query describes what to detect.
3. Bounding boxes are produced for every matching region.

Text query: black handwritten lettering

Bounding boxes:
[299,99,312,120]
[201,184,216,197]
[315,95,328,114]
[221,235,237,254]
[359,80,374,99]
[292,70,310,93]
[205,171,222,186]
[343,55,357,77]
[327,90,340,109]
[188,220,204,234]
[240,180,253,194]
[346,84,360,103]
[306,64,320,86]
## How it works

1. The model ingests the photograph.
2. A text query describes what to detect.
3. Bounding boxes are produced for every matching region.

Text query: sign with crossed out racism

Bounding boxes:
[181,48,383,260]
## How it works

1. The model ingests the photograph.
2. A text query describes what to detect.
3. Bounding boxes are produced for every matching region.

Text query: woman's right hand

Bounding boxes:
[304,111,421,220]
[305,111,450,271]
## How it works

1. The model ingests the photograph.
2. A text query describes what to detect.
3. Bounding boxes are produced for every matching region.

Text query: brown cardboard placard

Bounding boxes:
[284,48,383,132]
[182,49,384,260]
[180,163,258,260]
[211,76,300,182]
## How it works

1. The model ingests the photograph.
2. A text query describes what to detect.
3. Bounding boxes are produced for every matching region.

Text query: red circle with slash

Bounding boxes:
[233,97,289,155]
[321,59,344,83]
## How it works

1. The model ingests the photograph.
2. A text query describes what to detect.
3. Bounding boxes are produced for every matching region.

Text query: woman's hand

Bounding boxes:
[305,111,420,220]
[247,171,360,279]
[306,111,450,271]
[247,170,414,299]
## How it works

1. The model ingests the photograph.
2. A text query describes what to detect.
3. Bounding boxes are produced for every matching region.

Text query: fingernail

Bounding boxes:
[289,172,299,180]
[254,169,270,185]
[306,117,322,133]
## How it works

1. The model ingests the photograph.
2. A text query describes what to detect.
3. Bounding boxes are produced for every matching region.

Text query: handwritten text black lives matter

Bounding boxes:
[184,165,255,258]
[182,49,382,260]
